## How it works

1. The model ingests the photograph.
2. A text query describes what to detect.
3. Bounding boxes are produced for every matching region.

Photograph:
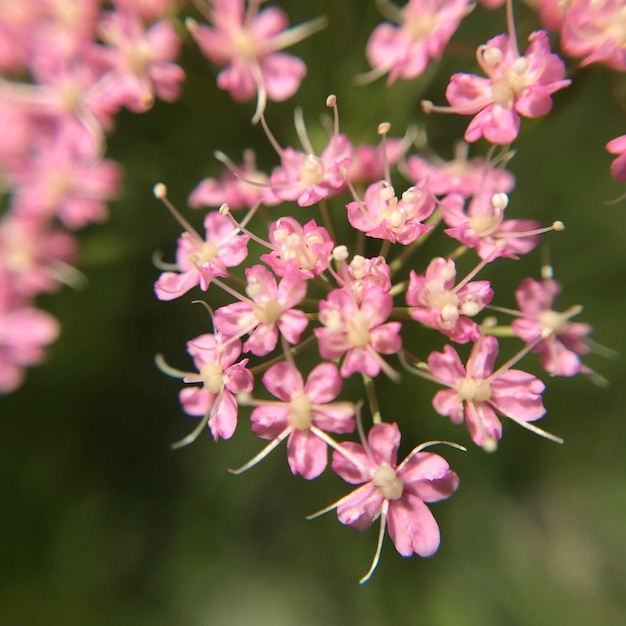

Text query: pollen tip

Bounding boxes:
[326,94,337,107]
[185,17,198,32]
[552,220,565,231]
[482,437,498,453]
[218,202,230,215]
[492,192,509,210]
[540,264,554,280]
[377,122,391,135]
[153,183,167,199]
[421,100,434,114]
[332,245,349,262]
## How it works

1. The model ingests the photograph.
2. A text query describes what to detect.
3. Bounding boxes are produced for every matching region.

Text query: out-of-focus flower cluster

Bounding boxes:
[0,0,185,392]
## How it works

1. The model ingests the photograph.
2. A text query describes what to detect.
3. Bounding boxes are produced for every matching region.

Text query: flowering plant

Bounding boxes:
[1,0,623,589]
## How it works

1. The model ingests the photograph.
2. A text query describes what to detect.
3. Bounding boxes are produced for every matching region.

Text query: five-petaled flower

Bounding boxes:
[313,422,459,583]
[424,30,570,144]
[232,361,355,479]
[427,335,550,450]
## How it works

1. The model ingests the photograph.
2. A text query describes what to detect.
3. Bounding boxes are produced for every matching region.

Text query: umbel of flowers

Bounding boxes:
[1,0,620,583]
[148,0,618,583]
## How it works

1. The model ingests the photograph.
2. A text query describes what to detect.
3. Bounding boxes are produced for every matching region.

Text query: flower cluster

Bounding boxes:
[2,0,618,584]
[149,0,615,583]
[0,0,185,392]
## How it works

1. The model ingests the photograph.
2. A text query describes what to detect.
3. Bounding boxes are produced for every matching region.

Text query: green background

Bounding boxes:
[2,2,626,624]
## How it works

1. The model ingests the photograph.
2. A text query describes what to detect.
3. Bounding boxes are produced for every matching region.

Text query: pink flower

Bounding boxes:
[561,0,626,71]
[260,216,333,278]
[606,135,626,182]
[315,283,402,378]
[11,136,121,229]
[337,255,392,304]
[346,180,436,244]
[511,278,592,377]
[96,10,185,112]
[239,362,355,479]
[407,257,493,343]
[347,136,411,185]
[174,333,253,442]
[425,30,570,144]
[440,191,544,260]
[365,0,473,83]
[427,335,548,449]
[214,264,308,356]
[268,134,353,207]
[154,210,249,301]
[405,141,515,198]
[187,0,325,119]
[0,302,60,394]
[0,214,77,298]
[188,150,278,210]
[321,422,459,582]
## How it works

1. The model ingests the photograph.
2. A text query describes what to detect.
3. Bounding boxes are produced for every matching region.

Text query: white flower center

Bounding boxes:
[457,377,492,402]
[288,393,313,430]
[300,155,325,186]
[190,241,218,266]
[232,29,259,60]
[253,299,283,325]
[373,465,403,500]
[200,361,224,395]
[346,311,371,347]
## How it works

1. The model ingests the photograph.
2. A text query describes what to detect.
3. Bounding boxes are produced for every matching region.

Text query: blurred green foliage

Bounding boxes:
[2,2,626,625]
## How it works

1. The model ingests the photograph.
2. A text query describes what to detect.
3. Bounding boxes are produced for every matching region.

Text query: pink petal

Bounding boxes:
[466,335,498,378]
[304,362,342,403]
[261,52,306,101]
[262,361,303,401]
[432,388,464,423]
[368,422,400,468]
[428,345,465,386]
[387,494,441,557]
[336,483,383,531]
[399,453,459,502]
[287,429,327,479]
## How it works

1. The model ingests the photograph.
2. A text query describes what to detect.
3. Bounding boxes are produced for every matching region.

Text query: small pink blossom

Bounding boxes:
[188,0,324,119]
[154,210,250,301]
[511,278,592,377]
[0,302,60,394]
[347,136,411,185]
[175,333,253,442]
[426,30,570,144]
[96,10,185,112]
[324,422,459,582]
[365,0,473,83]
[561,0,626,71]
[346,180,436,244]
[440,191,543,260]
[243,362,355,479]
[407,257,493,343]
[188,150,278,210]
[269,133,353,207]
[337,255,392,304]
[0,214,77,298]
[606,135,626,182]
[260,216,333,278]
[427,335,547,449]
[405,141,515,198]
[214,264,308,356]
[315,283,402,378]
[11,136,121,228]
